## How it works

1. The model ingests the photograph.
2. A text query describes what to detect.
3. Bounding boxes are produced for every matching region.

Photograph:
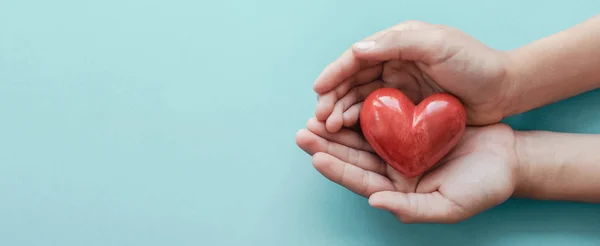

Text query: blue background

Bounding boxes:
[2,0,600,245]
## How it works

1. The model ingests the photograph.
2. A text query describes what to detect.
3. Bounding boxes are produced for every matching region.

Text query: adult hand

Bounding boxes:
[313,20,515,132]
[296,119,519,223]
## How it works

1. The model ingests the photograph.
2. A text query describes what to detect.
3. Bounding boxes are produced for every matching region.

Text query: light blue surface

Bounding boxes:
[2,0,600,245]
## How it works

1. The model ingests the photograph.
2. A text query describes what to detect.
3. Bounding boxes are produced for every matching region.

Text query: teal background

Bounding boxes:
[2,0,600,245]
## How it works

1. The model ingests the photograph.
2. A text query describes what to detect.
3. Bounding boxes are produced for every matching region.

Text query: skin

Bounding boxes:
[513,131,600,203]
[296,119,517,223]
[313,20,513,131]
[298,15,600,223]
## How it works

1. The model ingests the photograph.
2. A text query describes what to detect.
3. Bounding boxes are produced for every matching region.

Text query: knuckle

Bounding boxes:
[338,100,346,113]
[396,20,427,30]
[351,87,362,101]
[430,29,451,42]
[361,171,371,195]
[408,194,420,216]
[336,79,352,99]
[379,30,405,46]
[387,29,404,38]
[352,149,361,165]
[346,146,355,163]
[342,86,357,101]
[338,163,348,184]
[427,30,452,57]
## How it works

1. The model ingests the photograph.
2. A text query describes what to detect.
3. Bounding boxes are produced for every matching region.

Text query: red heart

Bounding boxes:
[359,88,467,178]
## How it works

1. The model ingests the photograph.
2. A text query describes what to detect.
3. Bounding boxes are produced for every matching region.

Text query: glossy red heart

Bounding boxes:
[359,88,467,178]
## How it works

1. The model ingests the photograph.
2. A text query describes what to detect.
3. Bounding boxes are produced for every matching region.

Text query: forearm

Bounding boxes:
[505,15,600,116]
[514,130,600,203]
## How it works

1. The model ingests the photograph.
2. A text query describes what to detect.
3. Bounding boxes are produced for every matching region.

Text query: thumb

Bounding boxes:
[368,191,467,223]
[351,29,449,64]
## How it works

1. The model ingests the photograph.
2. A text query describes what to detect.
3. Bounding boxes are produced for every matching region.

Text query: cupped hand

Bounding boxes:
[314,20,515,132]
[296,118,519,223]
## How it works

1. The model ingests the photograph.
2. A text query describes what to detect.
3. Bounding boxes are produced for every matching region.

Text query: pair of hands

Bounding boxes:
[296,21,521,223]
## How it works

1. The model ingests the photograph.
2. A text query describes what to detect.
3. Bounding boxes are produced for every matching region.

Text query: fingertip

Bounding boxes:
[312,151,328,161]
[325,101,346,133]
[312,73,326,93]
[295,129,324,155]
[368,191,393,208]
[306,117,315,127]
[313,82,326,94]
[312,152,332,171]
[306,117,322,131]
[352,41,383,62]
[295,128,305,139]
[315,93,336,121]
[369,192,417,223]
[294,128,311,148]
[369,191,410,216]
[352,40,376,54]
[342,119,354,128]
[314,49,359,94]
[315,105,328,122]
[368,195,383,208]
[313,72,334,95]
[325,116,343,133]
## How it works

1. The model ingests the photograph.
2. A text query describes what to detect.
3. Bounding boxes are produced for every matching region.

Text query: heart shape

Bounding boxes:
[359,88,467,178]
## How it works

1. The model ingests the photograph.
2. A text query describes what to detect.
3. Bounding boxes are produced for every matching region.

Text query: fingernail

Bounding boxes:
[353,40,375,50]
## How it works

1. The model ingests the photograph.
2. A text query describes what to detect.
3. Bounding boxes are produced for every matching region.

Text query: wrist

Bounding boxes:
[512,130,533,198]
[511,130,600,202]
[498,49,529,119]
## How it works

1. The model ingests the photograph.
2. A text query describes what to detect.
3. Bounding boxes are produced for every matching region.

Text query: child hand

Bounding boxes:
[313,20,515,132]
[296,118,519,223]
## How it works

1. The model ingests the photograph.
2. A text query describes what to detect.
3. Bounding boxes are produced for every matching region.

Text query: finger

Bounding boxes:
[327,81,384,132]
[325,102,345,133]
[315,64,382,122]
[315,92,337,122]
[306,117,373,152]
[295,128,385,175]
[313,21,435,95]
[313,152,395,197]
[380,60,426,103]
[352,28,448,65]
[313,26,392,95]
[314,22,439,121]
[343,102,362,127]
[313,49,380,95]
[369,191,467,224]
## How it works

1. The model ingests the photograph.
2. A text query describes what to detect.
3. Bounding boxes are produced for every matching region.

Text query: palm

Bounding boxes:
[405,123,518,222]
[296,118,517,223]
[380,53,507,117]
